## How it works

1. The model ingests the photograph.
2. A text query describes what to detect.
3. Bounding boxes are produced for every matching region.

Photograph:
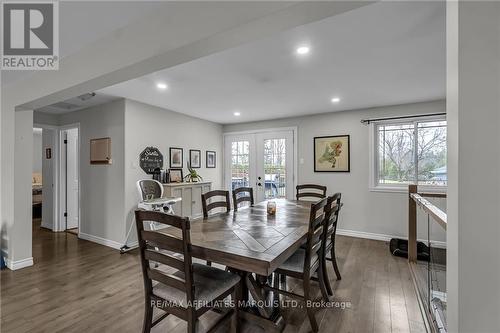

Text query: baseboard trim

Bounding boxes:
[40,222,54,230]
[6,257,34,270]
[78,232,123,250]
[337,228,446,249]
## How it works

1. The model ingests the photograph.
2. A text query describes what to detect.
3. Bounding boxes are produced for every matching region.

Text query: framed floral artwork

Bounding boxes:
[314,135,350,172]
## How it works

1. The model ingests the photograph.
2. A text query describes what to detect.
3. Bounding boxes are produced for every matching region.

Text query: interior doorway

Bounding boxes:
[32,125,58,233]
[60,127,80,235]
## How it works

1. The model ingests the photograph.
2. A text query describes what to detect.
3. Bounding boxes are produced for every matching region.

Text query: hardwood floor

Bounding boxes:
[1,221,426,333]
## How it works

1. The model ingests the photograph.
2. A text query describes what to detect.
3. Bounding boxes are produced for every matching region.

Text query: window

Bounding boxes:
[371,117,447,191]
[230,141,250,190]
[263,138,287,199]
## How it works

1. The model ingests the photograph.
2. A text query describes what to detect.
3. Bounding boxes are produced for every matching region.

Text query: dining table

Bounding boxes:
[159,198,313,332]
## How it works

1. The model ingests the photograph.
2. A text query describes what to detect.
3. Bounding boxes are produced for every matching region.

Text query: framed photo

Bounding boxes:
[169,169,183,183]
[314,135,350,172]
[169,147,183,168]
[189,149,201,168]
[206,151,216,168]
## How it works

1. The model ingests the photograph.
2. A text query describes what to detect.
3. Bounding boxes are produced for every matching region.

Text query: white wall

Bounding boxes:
[33,129,43,174]
[34,112,60,127]
[124,99,223,243]
[447,2,500,331]
[223,100,447,243]
[58,100,126,246]
[9,111,35,269]
[31,98,223,248]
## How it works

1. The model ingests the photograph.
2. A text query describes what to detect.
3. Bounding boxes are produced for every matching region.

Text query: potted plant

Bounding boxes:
[184,162,203,182]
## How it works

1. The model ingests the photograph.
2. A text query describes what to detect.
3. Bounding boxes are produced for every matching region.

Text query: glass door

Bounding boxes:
[255,130,294,202]
[224,134,256,195]
[224,130,295,203]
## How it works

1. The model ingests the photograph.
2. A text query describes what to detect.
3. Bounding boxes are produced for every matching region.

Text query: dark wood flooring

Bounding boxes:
[0,221,426,333]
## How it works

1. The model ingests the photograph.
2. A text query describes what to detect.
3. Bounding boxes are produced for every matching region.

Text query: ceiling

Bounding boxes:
[96,1,445,124]
[36,93,119,114]
[2,1,169,87]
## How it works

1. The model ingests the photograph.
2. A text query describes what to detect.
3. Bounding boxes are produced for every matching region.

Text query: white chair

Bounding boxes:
[120,179,181,253]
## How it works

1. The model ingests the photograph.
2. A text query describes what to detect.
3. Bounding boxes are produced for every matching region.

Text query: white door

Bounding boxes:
[255,130,294,202]
[65,128,79,230]
[42,128,56,230]
[224,134,256,195]
[224,130,294,203]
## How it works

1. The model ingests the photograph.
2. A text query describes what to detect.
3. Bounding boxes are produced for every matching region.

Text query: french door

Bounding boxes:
[224,129,295,202]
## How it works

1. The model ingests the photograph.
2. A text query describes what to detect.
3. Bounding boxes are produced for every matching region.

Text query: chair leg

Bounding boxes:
[317,265,330,302]
[187,310,198,333]
[331,247,342,280]
[303,278,319,332]
[142,300,153,333]
[280,273,287,290]
[322,255,333,296]
[231,288,241,333]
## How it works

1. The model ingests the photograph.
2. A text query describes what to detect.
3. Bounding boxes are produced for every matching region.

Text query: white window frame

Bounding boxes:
[369,115,447,193]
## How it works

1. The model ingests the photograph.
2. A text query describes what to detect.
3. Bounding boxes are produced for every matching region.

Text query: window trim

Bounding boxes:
[369,115,447,193]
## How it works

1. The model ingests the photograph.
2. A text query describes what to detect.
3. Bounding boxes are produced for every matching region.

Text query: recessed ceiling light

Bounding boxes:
[233,111,241,116]
[331,97,341,103]
[156,82,168,90]
[296,46,310,55]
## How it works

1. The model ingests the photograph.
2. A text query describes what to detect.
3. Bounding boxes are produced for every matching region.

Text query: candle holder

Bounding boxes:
[267,200,277,215]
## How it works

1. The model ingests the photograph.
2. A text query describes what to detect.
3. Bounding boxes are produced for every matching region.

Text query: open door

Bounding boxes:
[63,128,79,231]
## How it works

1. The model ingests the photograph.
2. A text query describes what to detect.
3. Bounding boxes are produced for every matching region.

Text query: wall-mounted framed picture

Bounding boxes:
[189,149,201,168]
[169,147,183,168]
[206,151,216,168]
[314,135,350,172]
[169,169,183,183]
[90,137,112,165]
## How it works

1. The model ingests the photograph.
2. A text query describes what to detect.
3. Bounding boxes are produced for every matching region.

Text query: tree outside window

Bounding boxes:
[376,119,446,187]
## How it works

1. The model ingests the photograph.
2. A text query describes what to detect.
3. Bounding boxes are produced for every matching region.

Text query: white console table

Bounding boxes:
[163,181,212,219]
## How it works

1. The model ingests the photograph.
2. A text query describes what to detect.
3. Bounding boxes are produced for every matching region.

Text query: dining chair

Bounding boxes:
[135,209,241,333]
[201,190,231,218]
[319,193,342,298]
[232,187,254,211]
[201,190,231,266]
[296,184,327,201]
[265,197,329,332]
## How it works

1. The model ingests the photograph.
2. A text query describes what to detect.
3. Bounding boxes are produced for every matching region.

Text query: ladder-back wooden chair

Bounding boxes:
[318,193,342,298]
[265,197,329,332]
[296,184,327,201]
[324,193,342,281]
[201,190,231,218]
[201,190,231,266]
[232,187,254,211]
[135,209,240,333]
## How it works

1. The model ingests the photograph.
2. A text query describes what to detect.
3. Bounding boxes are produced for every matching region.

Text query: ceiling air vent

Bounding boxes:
[77,92,96,101]
[50,102,80,110]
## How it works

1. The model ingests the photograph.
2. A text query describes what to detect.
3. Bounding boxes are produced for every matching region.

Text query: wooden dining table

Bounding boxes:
[159,198,313,332]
